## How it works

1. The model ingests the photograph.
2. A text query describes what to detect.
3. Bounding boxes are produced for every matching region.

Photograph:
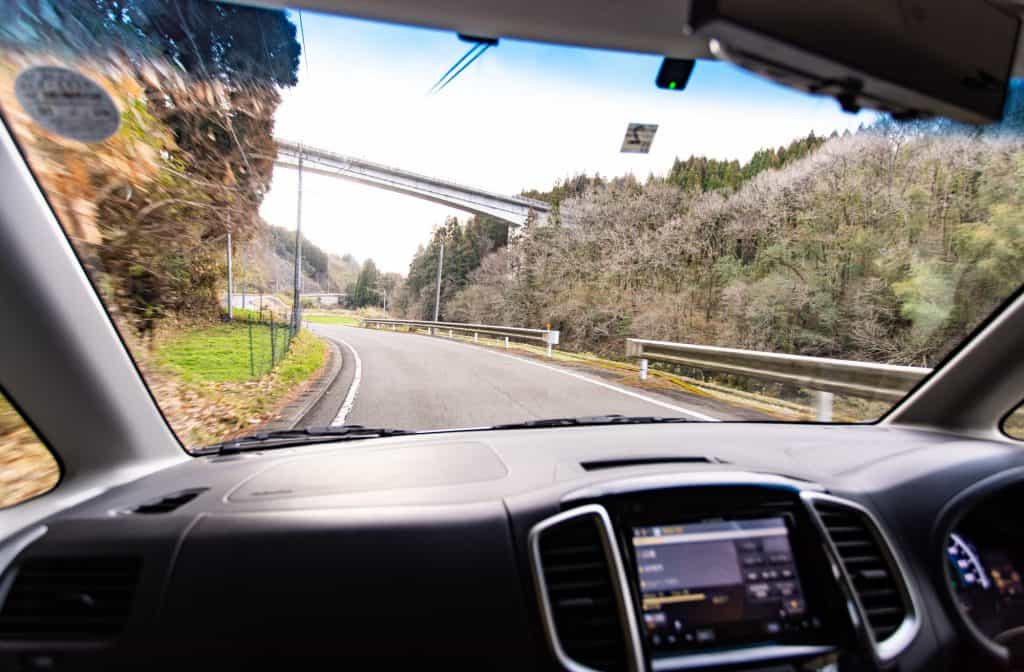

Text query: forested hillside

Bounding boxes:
[666,131,827,193]
[518,131,829,220]
[266,226,360,293]
[395,214,509,318]
[402,122,1024,368]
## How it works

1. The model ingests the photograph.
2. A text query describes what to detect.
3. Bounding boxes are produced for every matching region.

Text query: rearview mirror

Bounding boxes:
[686,0,1020,124]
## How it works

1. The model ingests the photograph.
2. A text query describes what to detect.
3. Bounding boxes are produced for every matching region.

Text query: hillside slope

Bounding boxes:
[231,222,361,297]
[416,124,1024,371]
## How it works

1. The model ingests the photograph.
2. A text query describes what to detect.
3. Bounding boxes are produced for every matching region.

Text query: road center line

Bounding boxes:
[330,335,363,426]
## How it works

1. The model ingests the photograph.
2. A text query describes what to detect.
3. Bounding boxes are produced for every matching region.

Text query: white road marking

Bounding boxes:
[387,329,724,420]
[335,324,720,422]
[480,348,721,421]
[331,336,363,426]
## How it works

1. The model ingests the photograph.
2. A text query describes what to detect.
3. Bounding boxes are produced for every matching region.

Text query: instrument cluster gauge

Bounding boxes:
[946,529,1024,643]
[939,478,1024,664]
[948,532,991,599]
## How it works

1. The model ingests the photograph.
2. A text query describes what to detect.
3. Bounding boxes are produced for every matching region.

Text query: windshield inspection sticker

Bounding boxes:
[620,123,658,153]
[14,66,120,143]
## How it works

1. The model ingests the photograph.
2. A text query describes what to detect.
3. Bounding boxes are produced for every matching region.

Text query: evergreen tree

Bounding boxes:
[348,259,381,308]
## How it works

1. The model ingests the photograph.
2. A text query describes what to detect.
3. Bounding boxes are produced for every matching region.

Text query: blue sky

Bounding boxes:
[259,10,875,273]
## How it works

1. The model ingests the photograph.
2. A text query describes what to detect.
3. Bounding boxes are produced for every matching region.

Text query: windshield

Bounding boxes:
[3,0,1024,451]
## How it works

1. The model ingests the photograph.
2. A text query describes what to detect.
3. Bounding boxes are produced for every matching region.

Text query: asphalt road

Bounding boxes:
[301,324,759,430]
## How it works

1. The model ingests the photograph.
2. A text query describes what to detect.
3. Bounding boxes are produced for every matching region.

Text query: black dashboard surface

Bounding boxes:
[59,423,1020,513]
[3,423,1024,670]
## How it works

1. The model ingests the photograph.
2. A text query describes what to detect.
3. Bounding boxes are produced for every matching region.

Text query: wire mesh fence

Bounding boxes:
[232,309,296,379]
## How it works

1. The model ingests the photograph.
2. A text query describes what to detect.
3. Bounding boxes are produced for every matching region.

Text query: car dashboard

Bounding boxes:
[1,422,1024,672]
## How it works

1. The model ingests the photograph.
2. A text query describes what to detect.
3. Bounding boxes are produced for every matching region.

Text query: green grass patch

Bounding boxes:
[158,322,291,382]
[156,324,328,449]
[305,314,361,326]
[227,308,268,322]
[276,330,326,387]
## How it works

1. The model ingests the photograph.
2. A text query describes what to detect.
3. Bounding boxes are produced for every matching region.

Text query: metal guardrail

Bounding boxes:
[362,318,560,357]
[625,338,931,420]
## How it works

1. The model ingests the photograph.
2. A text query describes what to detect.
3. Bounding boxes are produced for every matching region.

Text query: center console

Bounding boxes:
[631,516,814,653]
[529,473,919,672]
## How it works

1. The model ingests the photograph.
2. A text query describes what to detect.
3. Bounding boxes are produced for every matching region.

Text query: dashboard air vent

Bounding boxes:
[131,488,205,514]
[813,501,908,641]
[534,512,627,672]
[580,456,715,470]
[0,556,141,640]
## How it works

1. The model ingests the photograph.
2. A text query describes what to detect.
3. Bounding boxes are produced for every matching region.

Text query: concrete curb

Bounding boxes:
[263,336,343,431]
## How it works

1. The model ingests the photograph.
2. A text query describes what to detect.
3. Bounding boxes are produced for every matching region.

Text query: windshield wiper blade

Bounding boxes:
[489,414,691,430]
[197,425,413,455]
[196,417,689,454]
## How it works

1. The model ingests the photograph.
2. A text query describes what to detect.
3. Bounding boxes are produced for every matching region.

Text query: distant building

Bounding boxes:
[301,293,346,307]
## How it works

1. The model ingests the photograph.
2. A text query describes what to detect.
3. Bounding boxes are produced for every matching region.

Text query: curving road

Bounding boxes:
[300,324,766,430]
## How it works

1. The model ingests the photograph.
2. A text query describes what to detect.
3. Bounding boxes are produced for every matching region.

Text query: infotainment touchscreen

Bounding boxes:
[631,517,816,652]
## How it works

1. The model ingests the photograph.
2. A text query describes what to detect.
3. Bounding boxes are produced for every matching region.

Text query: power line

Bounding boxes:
[298,9,311,77]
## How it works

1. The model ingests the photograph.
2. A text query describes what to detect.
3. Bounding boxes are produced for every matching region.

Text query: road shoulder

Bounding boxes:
[264,335,343,430]
[293,328,358,427]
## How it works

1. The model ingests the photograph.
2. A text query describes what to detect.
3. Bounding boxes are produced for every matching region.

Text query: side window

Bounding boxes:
[0,390,60,507]
[1005,403,1024,441]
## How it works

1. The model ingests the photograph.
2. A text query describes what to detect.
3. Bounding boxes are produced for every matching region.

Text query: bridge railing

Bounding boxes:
[625,338,931,420]
[276,139,551,213]
[362,318,560,357]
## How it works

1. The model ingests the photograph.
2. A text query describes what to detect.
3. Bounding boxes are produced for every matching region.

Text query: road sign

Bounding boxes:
[620,123,658,153]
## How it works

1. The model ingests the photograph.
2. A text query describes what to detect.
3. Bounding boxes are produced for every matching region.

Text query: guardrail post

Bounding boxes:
[545,330,559,358]
[815,391,834,422]
[640,358,649,381]
[504,336,509,349]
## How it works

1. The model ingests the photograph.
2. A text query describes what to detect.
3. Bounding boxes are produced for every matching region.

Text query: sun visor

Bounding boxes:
[686,0,1021,124]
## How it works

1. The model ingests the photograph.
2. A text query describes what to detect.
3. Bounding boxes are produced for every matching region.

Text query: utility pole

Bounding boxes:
[433,239,444,322]
[226,230,233,320]
[291,146,304,336]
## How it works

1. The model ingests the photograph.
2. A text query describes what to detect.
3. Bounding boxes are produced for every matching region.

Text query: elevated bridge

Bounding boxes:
[275,139,550,227]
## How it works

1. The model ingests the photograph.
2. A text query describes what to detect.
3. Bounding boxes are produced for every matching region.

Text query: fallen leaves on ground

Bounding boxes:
[0,399,60,508]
